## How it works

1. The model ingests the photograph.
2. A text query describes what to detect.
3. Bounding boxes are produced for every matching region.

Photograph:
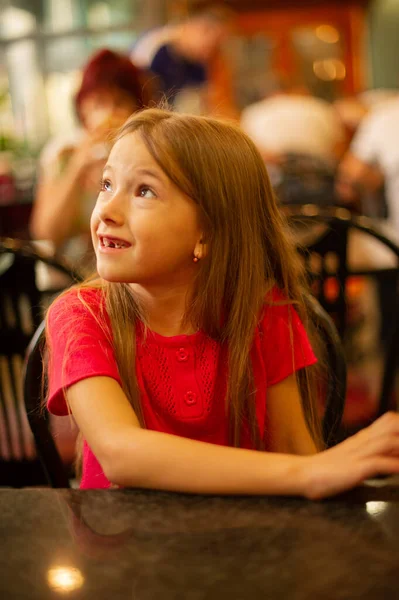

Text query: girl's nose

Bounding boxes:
[98,192,126,225]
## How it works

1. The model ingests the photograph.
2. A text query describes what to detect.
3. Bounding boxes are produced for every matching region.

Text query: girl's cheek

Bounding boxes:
[91,204,101,223]
[90,210,100,237]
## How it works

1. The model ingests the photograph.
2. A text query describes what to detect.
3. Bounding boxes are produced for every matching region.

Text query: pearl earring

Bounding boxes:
[193,256,199,263]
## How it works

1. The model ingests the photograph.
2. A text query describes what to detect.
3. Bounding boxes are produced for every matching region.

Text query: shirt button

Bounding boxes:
[184,391,197,405]
[176,347,188,362]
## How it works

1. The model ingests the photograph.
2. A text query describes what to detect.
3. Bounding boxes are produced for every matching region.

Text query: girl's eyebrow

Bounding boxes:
[135,167,164,183]
[102,164,165,185]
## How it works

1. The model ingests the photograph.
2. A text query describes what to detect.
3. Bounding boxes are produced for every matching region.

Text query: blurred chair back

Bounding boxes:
[304,294,347,447]
[23,320,70,488]
[272,153,338,208]
[0,238,80,486]
[287,206,399,420]
[291,210,350,337]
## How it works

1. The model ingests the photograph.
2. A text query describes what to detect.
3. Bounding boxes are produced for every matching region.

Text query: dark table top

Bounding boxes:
[1,480,399,600]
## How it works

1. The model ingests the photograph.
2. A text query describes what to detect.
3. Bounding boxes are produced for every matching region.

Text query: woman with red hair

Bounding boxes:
[31,49,152,271]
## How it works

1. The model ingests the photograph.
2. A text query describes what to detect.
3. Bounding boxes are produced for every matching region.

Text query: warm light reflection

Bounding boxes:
[313,59,346,81]
[315,25,340,44]
[47,567,84,594]
[334,61,346,80]
[366,501,388,517]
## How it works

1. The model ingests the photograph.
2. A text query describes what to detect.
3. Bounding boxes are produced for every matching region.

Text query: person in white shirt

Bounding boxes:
[240,89,346,165]
[337,99,399,241]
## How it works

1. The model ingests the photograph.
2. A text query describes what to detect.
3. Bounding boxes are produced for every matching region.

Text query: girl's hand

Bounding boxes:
[304,412,399,500]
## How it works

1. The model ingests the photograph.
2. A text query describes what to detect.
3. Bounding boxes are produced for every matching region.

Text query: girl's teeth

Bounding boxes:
[102,238,126,248]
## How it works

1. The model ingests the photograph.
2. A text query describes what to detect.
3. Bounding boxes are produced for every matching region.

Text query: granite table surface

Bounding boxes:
[1,479,399,600]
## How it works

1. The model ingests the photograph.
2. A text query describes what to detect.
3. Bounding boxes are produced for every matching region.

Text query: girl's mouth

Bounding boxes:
[99,236,132,250]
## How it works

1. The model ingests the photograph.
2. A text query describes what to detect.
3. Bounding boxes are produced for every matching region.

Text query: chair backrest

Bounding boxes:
[273,153,338,208]
[286,206,399,419]
[23,321,70,488]
[287,208,350,337]
[303,294,347,448]
[0,237,80,486]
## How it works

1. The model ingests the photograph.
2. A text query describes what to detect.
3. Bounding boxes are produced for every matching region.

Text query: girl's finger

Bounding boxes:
[369,412,399,434]
[358,434,399,460]
[359,456,399,482]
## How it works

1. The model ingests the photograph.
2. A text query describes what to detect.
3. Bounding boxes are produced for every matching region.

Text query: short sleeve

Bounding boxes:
[260,294,317,387]
[46,289,121,416]
[350,111,382,165]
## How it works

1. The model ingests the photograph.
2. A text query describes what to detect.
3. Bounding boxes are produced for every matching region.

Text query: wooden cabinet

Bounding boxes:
[209,0,369,111]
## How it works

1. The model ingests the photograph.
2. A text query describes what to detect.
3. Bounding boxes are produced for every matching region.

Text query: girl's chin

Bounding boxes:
[97,269,134,284]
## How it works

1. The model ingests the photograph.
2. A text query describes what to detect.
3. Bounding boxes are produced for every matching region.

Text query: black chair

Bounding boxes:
[23,292,346,489]
[0,237,81,486]
[303,294,347,448]
[271,153,339,208]
[286,205,399,420]
[23,321,70,488]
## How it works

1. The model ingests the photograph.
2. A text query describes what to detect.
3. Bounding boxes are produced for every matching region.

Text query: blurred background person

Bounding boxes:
[30,49,152,273]
[335,92,399,352]
[240,81,347,206]
[241,81,347,165]
[359,88,399,112]
[130,3,236,116]
[336,95,399,242]
[334,89,399,141]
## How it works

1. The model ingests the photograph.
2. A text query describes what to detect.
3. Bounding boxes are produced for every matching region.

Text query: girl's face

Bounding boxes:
[91,132,203,288]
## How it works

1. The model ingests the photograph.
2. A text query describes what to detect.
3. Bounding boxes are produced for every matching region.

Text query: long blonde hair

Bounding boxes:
[47,108,323,453]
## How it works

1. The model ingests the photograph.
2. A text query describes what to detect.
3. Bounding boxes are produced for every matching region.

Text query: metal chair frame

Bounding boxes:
[0,237,81,486]
[287,206,399,418]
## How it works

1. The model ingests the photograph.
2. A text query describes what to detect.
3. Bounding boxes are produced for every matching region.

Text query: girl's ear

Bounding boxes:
[194,237,207,260]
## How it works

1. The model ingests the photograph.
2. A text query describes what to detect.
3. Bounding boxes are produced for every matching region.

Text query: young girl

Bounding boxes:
[46,109,399,499]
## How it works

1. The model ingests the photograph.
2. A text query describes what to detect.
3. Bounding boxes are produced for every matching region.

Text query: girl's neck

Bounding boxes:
[130,283,196,337]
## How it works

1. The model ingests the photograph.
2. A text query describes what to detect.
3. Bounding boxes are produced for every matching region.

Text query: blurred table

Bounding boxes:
[1,480,399,599]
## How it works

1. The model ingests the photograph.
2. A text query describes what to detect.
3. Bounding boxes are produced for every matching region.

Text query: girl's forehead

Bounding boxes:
[107,132,170,185]
[110,132,154,166]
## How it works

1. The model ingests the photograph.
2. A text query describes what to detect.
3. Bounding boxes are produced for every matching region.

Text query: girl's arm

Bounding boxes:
[67,376,399,499]
[266,373,318,455]
[67,376,306,496]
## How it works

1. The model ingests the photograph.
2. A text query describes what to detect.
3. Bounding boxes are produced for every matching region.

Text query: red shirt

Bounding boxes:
[47,288,316,489]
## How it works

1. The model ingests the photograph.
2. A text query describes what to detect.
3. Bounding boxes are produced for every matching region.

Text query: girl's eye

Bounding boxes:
[139,186,156,199]
[100,178,112,192]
